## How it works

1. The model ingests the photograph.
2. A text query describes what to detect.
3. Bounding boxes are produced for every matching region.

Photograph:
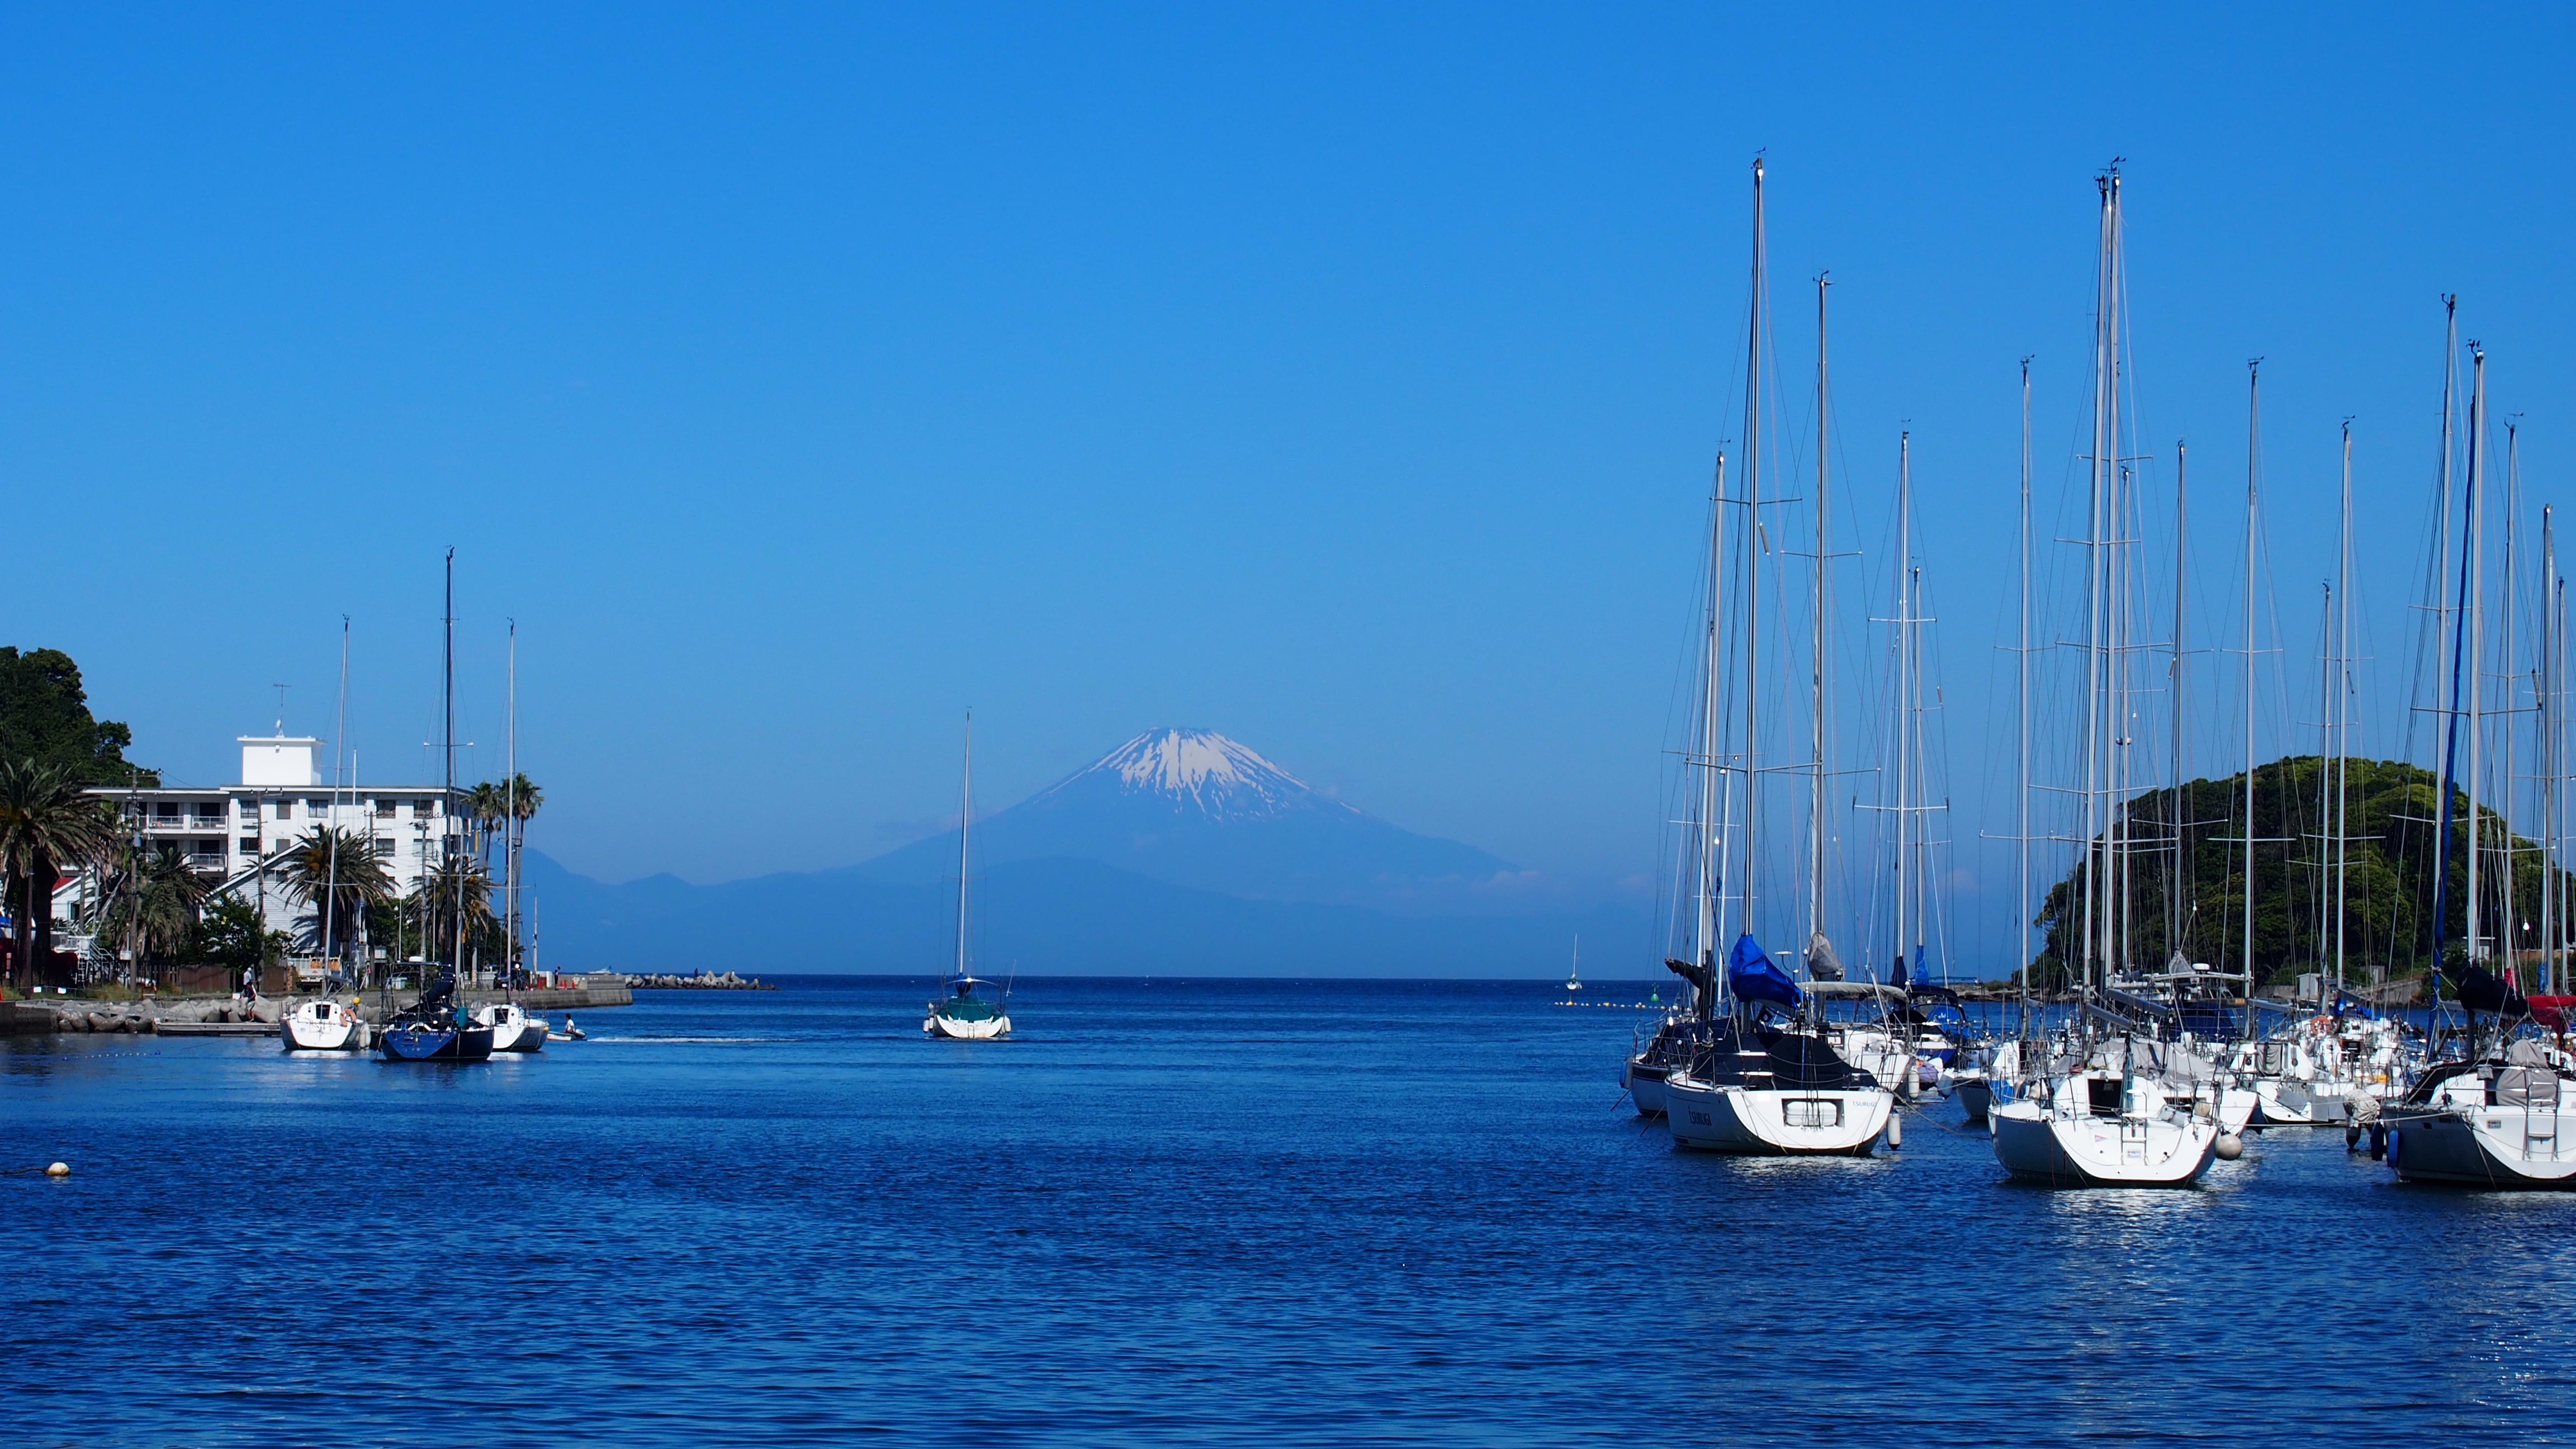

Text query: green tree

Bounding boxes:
[197,897,288,973]
[277,826,394,960]
[404,855,500,966]
[0,760,120,987]
[2029,756,2564,993]
[98,843,212,968]
[0,647,155,787]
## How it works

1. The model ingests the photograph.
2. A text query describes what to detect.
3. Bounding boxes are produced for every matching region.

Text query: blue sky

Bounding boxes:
[6,7,2572,964]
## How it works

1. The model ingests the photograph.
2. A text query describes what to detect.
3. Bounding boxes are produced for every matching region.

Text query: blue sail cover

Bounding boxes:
[1891,951,1909,991]
[1728,932,1803,1008]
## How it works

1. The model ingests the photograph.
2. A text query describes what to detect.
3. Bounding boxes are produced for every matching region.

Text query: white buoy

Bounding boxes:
[45,1162,68,1178]
[2214,1133,2243,1161]
[1886,1111,1902,1149]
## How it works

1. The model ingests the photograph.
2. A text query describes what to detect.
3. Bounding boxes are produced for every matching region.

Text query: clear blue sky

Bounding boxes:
[7,7,2571,965]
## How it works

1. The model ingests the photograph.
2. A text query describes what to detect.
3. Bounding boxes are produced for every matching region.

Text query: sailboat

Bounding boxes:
[1659,158,1895,1157]
[2381,336,2576,1185]
[378,553,497,1066]
[281,997,369,1051]
[473,625,547,1053]
[925,712,1011,1041]
[1990,167,2222,1186]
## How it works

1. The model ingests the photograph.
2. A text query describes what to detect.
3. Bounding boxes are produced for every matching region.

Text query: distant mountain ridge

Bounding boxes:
[858,727,1524,913]
[519,727,1636,977]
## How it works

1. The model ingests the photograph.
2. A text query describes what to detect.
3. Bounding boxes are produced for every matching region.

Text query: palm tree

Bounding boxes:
[499,773,542,827]
[405,855,496,967]
[278,826,394,962]
[465,781,509,868]
[0,760,119,988]
[97,843,210,968]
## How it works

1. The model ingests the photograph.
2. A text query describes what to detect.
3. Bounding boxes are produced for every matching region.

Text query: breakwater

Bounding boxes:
[0,981,635,1035]
[627,971,775,990]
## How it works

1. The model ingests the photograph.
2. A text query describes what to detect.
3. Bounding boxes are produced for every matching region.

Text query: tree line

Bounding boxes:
[2030,755,2568,990]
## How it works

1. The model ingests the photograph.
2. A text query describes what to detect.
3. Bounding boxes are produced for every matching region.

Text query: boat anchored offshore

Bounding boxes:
[925,972,1012,1040]
[922,711,1010,1042]
[1664,936,1895,1156]
[281,998,369,1052]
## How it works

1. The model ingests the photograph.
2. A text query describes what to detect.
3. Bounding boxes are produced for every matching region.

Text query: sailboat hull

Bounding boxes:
[1952,1076,1995,1125]
[1624,1060,1669,1117]
[1663,1076,1891,1156]
[2386,1106,2576,1187]
[1990,1101,2217,1186]
[925,1013,1010,1040]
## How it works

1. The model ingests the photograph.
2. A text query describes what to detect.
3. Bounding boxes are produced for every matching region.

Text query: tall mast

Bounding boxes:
[326,615,347,967]
[505,620,518,981]
[2335,423,2353,1001]
[444,547,461,982]
[955,709,973,979]
[2240,361,2260,1026]
[2466,344,2488,968]
[2542,504,2559,994]
[2018,357,2033,1027]
[1895,432,1911,980]
[2431,301,2465,1002]
[2501,420,2522,973]
[1696,455,1727,987]
[2172,442,2189,963]
[1742,155,1767,946]
[1809,272,1832,974]
[2078,167,2121,1001]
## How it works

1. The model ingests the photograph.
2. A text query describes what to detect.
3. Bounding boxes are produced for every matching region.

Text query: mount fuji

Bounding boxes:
[855,728,1522,912]
[519,727,1640,976]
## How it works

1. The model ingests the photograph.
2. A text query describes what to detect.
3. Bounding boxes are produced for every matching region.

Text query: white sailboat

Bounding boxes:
[1660,157,1894,1158]
[925,711,1011,1041]
[2381,336,2576,1185]
[1990,167,2221,1187]
[281,997,368,1052]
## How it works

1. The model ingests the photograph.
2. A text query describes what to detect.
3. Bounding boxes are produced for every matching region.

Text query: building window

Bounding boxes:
[413,800,433,818]
[372,839,395,858]
[274,801,293,821]
[155,802,180,820]
[306,797,330,812]
[239,837,259,856]
[373,799,395,818]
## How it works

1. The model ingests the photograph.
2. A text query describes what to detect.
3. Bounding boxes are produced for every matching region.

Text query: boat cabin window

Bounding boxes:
[2086,1078,2123,1117]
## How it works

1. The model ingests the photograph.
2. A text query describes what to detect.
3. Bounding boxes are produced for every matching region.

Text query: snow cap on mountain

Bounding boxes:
[1047,727,1348,820]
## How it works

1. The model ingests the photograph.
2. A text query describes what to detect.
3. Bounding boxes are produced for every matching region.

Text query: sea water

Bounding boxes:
[3,976,2569,1446]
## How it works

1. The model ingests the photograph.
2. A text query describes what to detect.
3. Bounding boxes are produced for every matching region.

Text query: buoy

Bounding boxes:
[2214,1133,2243,1161]
[1886,1112,1902,1149]
[45,1162,68,1178]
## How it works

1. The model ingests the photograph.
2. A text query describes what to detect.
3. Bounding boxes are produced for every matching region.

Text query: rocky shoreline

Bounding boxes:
[627,971,774,990]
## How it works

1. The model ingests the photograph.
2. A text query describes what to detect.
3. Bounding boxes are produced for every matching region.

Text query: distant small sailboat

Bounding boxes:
[1564,937,1581,996]
[281,998,368,1052]
[925,711,1012,1041]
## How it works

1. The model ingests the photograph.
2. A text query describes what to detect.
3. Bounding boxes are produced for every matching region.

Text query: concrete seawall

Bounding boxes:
[2,982,635,1035]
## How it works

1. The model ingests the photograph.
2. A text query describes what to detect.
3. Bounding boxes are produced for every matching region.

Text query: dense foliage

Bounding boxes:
[2032,756,2567,989]
[0,647,154,787]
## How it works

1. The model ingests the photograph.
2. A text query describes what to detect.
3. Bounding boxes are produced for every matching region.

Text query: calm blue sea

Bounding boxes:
[4,976,2569,1447]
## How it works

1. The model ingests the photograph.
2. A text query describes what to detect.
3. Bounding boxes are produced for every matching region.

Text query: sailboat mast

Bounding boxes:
[1696,455,1726,979]
[1811,273,1831,969]
[2172,443,2189,963]
[326,616,347,967]
[1742,155,1767,946]
[505,621,518,980]
[2542,505,2559,993]
[956,710,973,979]
[2502,420,2522,976]
[2018,357,2033,1027]
[2467,345,2487,968]
[2335,423,2353,1001]
[1895,432,1911,978]
[2431,303,2468,1002]
[444,547,461,983]
[2241,361,2260,1025]
[2078,168,2120,1001]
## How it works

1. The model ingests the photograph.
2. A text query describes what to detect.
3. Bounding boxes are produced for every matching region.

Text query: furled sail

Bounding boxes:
[1806,930,1844,982]
[1727,932,1803,1008]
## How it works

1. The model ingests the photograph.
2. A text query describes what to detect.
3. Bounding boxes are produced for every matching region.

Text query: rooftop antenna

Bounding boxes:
[273,683,290,735]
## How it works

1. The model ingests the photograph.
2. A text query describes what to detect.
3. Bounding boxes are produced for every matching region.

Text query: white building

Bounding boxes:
[63,732,468,959]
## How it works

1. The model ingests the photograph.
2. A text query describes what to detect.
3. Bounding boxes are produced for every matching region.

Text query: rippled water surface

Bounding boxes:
[4,977,2569,1446]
